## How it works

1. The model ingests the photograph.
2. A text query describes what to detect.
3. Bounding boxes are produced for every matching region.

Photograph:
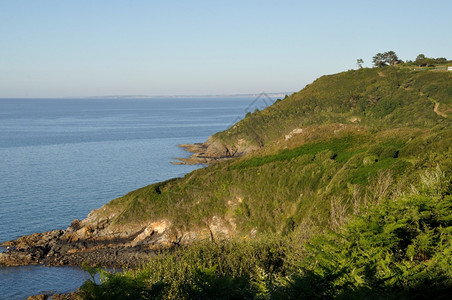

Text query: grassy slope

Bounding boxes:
[97,67,451,238]
[213,67,451,147]
[102,127,451,234]
[79,66,452,299]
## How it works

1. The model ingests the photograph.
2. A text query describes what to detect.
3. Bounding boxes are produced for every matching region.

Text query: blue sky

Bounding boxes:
[1,0,451,98]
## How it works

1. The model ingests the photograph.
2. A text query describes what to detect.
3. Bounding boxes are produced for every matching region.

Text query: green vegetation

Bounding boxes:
[371,51,451,69]
[410,54,452,68]
[211,66,451,148]
[372,51,399,67]
[293,195,452,299]
[102,126,451,235]
[80,236,288,299]
[78,66,452,298]
[80,174,452,299]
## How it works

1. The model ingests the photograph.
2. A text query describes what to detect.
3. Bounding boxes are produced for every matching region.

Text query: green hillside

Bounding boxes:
[213,67,451,149]
[78,67,452,299]
[98,67,451,234]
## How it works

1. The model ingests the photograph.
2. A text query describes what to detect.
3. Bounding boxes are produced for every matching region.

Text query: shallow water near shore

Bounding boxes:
[0,265,102,298]
[0,96,270,298]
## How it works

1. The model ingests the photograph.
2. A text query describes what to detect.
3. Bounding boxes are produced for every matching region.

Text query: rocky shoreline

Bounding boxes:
[173,137,257,165]
[1,210,235,269]
[173,143,234,164]
[0,228,172,269]
[0,212,234,299]
[0,209,182,268]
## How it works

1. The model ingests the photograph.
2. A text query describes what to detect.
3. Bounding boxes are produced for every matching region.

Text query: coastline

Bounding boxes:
[0,229,163,269]
[0,139,231,269]
[0,135,258,270]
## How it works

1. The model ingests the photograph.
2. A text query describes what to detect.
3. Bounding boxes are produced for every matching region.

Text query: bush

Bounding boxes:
[280,195,452,299]
[79,236,289,299]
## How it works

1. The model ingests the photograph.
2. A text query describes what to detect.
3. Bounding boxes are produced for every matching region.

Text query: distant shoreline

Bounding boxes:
[0,92,293,100]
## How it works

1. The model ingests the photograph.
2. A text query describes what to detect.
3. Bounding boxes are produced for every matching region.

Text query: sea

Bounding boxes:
[0,96,274,299]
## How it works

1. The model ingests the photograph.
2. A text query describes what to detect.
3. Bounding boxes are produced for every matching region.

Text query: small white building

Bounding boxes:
[448,66,452,71]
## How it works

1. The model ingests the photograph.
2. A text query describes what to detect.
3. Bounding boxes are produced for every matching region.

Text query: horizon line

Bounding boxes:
[0,91,295,100]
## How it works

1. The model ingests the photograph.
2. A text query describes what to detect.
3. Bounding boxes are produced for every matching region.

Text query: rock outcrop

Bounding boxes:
[174,136,258,164]
[1,208,235,268]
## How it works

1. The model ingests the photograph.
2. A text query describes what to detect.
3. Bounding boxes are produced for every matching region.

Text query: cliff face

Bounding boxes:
[2,67,451,268]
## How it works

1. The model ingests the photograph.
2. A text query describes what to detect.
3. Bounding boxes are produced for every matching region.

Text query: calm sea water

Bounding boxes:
[0,96,266,299]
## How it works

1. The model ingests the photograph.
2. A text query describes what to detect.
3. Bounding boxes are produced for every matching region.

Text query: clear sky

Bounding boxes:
[1,0,451,98]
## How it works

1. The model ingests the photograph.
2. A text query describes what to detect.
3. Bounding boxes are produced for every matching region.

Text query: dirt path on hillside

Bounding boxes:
[434,102,447,118]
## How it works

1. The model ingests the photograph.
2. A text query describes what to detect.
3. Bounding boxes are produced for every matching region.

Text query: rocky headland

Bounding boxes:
[173,136,258,164]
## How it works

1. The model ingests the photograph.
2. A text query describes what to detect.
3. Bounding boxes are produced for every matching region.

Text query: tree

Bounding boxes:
[373,51,399,67]
[372,53,386,67]
[384,51,399,65]
[356,58,364,69]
